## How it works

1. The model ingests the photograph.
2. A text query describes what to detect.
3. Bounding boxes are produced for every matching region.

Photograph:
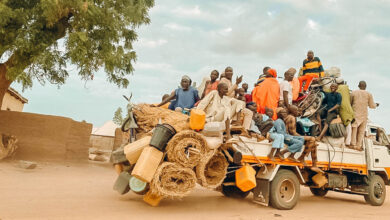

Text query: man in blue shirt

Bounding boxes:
[154,75,199,111]
[316,83,342,141]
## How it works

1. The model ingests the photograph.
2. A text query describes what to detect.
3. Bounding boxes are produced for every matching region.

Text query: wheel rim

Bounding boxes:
[373,182,384,199]
[279,178,296,203]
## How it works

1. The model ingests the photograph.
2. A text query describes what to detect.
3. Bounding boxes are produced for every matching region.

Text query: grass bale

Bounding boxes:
[196,150,228,189]
[166,130,209,168]
[151,162,196,198]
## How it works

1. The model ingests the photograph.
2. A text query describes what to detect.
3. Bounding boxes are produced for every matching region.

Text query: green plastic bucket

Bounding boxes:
[129,176,149,195]
[150,123,176,151]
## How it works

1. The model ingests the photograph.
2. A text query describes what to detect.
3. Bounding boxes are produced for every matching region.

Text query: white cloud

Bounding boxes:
[135,62,172,70]
[163,23,192,31]
[136,38,167,48]
[172,5,201,17]
[307,19,319,30]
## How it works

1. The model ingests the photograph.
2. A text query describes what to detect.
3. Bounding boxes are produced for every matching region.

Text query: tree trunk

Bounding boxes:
[0,63,12,109]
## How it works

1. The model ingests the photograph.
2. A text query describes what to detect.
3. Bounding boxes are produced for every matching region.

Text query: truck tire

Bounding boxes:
[221,185,250,199]
[310,188,328,197]
[364,175,386,206]
[270,169,300,210]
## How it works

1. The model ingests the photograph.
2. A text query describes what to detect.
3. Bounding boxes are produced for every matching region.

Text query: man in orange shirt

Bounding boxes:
[252,68,280,120]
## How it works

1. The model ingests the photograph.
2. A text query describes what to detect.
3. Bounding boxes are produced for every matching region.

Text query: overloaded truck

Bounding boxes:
[221,123,390,210]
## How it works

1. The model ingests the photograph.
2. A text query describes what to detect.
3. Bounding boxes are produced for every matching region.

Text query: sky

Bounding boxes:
[12,0,390,130]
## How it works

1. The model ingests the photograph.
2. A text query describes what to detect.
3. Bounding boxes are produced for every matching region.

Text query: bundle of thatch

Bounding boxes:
[196,150,228,189]
[166,130,210,168]
[0,134,18,160]
[151,162,196,198]
[133,104,190,134]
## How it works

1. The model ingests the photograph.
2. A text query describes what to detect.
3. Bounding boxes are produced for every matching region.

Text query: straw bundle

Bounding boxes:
[196,151,228,189]
[133,104,190,134]
[166,130,209,168]
[151,162,196,198]
[0,134,18,160]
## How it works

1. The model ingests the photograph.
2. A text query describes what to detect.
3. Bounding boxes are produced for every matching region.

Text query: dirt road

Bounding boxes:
[1,161,389,220]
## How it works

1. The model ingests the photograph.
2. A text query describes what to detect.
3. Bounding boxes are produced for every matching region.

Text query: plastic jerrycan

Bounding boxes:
[190,109,206,131]
[235,164,257,192]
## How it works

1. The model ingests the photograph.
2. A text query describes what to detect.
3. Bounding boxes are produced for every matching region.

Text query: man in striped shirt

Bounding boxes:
[298,50,324,92]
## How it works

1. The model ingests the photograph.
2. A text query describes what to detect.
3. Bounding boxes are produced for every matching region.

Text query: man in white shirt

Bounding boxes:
[279,68,295,108]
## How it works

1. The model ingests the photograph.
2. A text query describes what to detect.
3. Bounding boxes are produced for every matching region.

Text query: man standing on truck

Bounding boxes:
[298,50,324,92]
[316,83,342,141]
[350,81,379,150]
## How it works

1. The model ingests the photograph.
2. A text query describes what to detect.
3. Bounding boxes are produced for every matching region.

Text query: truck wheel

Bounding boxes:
[310,188,328,197]
[221,185,250,199]
[364,175,386,206]
[270,169,300,210]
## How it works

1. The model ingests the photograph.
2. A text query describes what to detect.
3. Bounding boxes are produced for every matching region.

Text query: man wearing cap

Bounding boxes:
[279,68,296,109]
[252,68,280,120]
[350,81,379,150]
[153,75,199,111]
[299,50,324,92]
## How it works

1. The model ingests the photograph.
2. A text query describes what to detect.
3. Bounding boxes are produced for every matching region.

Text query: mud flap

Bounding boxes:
[252,179,270,206]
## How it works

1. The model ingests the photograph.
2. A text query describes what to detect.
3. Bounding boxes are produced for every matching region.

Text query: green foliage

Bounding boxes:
[0,0,154,89]
[113,107,123,126]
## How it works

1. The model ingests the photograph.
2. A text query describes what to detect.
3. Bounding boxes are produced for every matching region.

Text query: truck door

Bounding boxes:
[370,127,390,168]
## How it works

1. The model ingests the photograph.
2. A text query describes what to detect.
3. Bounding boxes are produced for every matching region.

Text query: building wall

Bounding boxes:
[90,135,115,151]
[0,110,92,161]
[1,92,24,111]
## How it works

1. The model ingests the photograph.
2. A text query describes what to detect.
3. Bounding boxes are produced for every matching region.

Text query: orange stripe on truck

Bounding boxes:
[242,155,367,175]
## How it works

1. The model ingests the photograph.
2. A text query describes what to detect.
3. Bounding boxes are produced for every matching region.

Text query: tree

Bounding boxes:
[112,107,123,126]
[0,0,154,106]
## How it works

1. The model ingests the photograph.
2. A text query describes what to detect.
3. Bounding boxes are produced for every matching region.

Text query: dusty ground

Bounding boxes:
[1,161,390,220]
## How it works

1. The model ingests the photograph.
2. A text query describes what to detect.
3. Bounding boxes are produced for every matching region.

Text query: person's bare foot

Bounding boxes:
[287,155,299,163]
[315,137,322,142]
[267,153,275,162]
[274,152,284,160]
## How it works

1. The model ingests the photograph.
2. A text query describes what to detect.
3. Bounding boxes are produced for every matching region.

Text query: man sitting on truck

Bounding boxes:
[316,83,342,141]
[197,83,253,140]
[273,108,304,162]
[153,75,199,111]
[299,50,324,92]
[246,103,285,161]
[284,105,321,172]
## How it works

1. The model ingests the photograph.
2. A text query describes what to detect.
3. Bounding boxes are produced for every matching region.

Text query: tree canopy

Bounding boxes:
[0,0,154,103]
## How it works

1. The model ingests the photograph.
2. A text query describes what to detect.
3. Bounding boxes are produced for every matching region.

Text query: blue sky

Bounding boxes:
[12,0,390,130]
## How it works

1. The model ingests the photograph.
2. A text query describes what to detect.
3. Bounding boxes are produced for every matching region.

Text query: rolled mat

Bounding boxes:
[133,104,190,134]
[166,130,209,168]
[196,150,228,189]
[151,162,197,198]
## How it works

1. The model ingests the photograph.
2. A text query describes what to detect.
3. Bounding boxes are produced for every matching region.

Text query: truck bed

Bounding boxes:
[233,135,367,175]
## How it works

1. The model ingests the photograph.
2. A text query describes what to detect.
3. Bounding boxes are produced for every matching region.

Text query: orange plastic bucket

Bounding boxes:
[235,164,256,192]
[190,109,206,131]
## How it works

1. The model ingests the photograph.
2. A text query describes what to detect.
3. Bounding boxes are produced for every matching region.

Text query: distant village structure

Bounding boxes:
[0,87,28,112]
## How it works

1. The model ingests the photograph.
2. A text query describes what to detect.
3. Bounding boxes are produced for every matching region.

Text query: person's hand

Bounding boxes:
[376,103,380,107]
[327,109,331,114]
[150,104,157,107]
[235,75,243,85]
